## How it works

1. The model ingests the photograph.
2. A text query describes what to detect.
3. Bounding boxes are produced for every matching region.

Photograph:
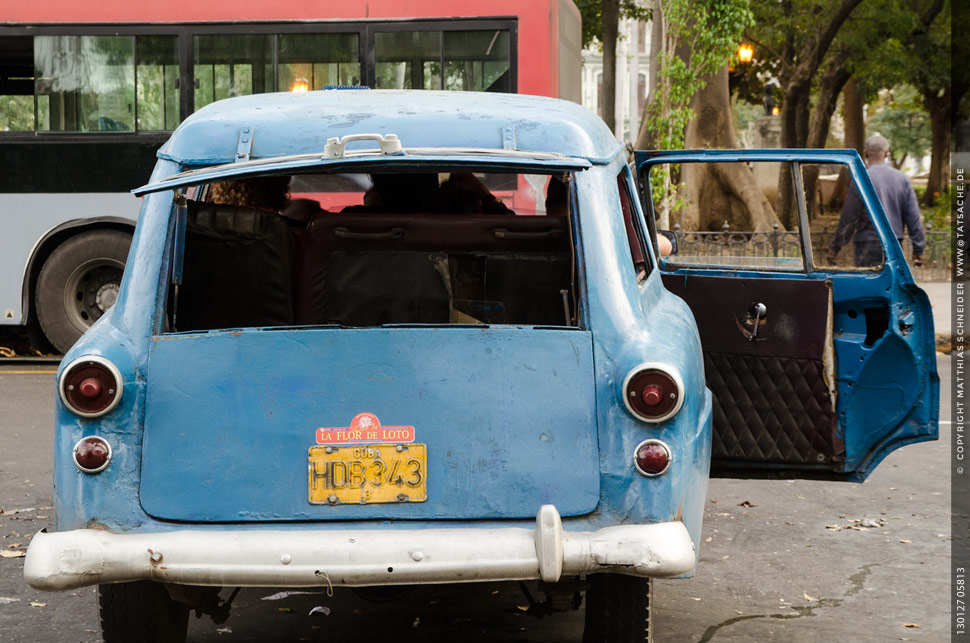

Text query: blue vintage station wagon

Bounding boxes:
[25,90,938,642]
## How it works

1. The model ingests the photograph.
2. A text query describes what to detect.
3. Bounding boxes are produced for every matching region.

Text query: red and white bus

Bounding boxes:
[0,0,581,352]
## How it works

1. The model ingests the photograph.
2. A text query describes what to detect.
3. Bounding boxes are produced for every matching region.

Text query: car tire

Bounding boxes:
[582,574,653,643]
[35,230,131,353]
[98,581,189,643]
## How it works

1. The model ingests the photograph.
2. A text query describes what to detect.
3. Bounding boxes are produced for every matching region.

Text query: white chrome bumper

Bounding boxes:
[25,506,695,591]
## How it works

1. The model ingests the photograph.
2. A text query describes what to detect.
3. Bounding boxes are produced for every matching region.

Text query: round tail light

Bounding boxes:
[59,356,123,418]
[634,439,672,476]
[622,363,684,422]
[73,436,112,473]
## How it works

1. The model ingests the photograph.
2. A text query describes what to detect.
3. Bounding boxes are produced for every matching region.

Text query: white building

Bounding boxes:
[581,17,652,144]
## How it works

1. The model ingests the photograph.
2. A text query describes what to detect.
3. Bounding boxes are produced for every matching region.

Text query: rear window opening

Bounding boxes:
[164,170,580,333]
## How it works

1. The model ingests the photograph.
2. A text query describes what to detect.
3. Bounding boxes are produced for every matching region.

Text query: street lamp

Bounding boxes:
[737,43,754,64]
[729,43,754,95]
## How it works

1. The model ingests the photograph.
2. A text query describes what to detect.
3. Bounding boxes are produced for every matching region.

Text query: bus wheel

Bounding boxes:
[35,230,131,353]
[582,574,653,643]
[98,581,189,643]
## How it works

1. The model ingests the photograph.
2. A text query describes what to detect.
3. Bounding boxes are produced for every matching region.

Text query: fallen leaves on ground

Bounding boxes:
[0,550,25,558]
[737,501,757,508]
[826,517,888,531]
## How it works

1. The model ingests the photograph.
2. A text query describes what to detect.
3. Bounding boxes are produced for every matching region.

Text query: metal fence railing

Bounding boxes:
[667,222,951,281]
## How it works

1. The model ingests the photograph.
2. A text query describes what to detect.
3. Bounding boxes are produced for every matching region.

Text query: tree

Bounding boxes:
[630,0,774,231]
[573,0,651,134]
[868,85,932,169]
[601,0,620,132]
[743,0,949,223]
[682,67,780,231]
[743,0,865,227]
[906,0,958,205]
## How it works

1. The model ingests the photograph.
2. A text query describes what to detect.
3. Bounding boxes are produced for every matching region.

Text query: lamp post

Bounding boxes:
[729,43,753,95]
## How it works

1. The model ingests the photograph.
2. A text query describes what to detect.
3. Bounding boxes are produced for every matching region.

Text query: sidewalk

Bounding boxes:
[918,281,951,337]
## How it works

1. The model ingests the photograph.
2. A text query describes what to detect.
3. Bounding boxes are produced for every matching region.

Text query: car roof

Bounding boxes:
[157,89,623,167]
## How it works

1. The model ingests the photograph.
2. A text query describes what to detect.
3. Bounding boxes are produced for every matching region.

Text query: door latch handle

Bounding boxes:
[749,302,767,341]
[898,309,915,334]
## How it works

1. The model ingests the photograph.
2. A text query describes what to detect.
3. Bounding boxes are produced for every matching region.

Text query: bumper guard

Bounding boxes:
[25,506,695,591]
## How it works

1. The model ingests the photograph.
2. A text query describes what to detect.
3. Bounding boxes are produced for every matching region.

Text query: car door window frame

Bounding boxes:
[640,159,879,276]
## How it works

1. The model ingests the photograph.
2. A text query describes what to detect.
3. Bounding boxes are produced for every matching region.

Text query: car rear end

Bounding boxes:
[25,91,710,643]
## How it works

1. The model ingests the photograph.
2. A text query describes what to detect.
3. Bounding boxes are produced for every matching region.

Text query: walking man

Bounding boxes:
[828,134,925,268]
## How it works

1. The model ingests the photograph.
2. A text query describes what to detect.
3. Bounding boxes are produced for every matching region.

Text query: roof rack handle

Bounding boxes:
[323,133,403,159]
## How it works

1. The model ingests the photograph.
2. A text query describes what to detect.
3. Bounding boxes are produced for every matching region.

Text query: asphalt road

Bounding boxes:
[0,355,953,642]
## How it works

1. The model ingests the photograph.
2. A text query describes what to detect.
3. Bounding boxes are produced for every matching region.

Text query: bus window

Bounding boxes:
[374,31,443,90]
[193,35,274,111]
[31,35,178,133]
[135,36,179,131]
[35,36,136,132]
[277,33,361,91]
[443,30,510,92]
[0,37,33,131]
[374,29,511,92]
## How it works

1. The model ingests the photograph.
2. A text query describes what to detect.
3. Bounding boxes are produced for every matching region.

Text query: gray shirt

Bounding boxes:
[831,161,926,256]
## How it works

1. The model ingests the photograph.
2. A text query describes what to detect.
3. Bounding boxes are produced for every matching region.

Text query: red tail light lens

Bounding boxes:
[59,356,123,417]
[622,364,684,422]
[634,439,671,476]
[73,436,112,473]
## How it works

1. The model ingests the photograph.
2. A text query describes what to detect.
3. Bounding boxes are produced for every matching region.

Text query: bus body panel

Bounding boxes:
[0,194,138,324]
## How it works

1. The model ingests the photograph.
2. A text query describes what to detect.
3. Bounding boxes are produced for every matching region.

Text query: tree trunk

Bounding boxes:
[803,64,852,219]
[634,0,664,150]
[683,67,780,232]
[776,81,811,229]
[921,85,950,206]
[601,0,620,134]
[828,77,867,210]
[843,78,866,154]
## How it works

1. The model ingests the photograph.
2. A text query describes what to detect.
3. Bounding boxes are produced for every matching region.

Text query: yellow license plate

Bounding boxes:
[308,444,427,505]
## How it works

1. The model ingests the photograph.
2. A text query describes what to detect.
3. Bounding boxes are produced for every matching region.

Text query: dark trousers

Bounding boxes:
[853,240,884,268]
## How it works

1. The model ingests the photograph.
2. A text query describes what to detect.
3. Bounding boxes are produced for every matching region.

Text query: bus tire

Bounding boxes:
[582,574,653,643]
[98,581,189,643]
[35,229,131,353]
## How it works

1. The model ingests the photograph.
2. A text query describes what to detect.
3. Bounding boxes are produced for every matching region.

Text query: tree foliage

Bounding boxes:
[642,0,751,223]
[573,0,652,49]
[646,0,751,151]
[0,96,33,131]
[868,85,931,169]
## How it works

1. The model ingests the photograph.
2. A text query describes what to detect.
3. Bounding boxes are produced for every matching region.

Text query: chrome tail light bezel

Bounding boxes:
[58,355,123,418]
[633,438,673,477]
[621,362,685,423]
[72,436,113,474]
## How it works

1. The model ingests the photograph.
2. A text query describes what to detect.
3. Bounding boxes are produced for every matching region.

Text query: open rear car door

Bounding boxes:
[636,150,938,481]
